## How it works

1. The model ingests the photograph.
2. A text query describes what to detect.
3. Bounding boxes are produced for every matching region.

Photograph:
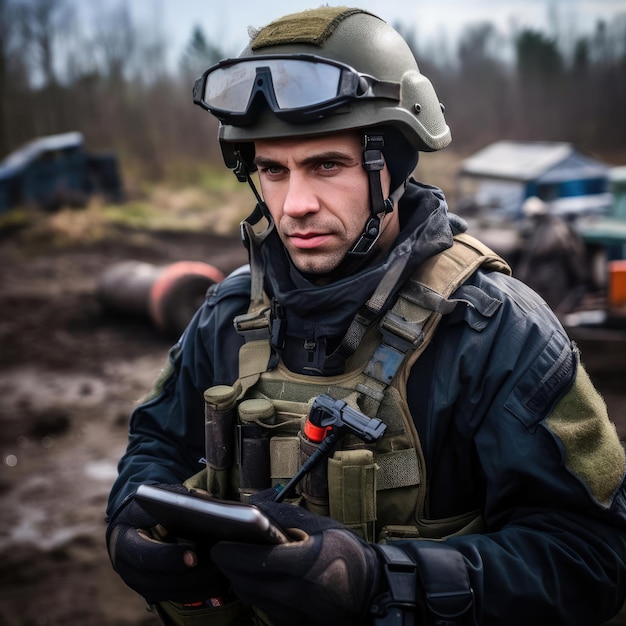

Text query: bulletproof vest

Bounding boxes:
[193,233,510,543]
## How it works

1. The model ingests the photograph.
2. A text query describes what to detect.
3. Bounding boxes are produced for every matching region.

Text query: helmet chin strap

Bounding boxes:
[347,133,406,258]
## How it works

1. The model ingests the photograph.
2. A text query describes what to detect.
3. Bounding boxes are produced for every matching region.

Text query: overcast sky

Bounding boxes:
[85,0,626,65]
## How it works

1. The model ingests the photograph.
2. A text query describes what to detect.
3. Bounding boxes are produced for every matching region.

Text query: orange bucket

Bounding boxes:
[608,260,626,307]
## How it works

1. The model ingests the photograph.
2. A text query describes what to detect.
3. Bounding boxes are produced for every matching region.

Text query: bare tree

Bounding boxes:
[93,4,136,85]
[0,0,15,154]
[18,0,74,86]
[513,29,564,139]
[2,0,625,181]
[453,23,511,148]
[0,0,38,155]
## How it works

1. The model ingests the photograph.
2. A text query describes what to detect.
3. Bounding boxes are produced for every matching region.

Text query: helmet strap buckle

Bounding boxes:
[233,149,250,183]
[362,133,392,218]
[347,134,394,258]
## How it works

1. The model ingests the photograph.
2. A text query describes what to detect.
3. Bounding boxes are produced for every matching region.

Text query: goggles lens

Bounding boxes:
[194,55,399,124]
[205,59,342,112]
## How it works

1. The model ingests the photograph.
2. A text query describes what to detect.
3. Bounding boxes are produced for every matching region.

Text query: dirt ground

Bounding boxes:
[0,226,247,626]
[0,223,625,625]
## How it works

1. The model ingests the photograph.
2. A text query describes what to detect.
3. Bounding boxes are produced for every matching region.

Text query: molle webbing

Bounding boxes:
[251,7,376,49]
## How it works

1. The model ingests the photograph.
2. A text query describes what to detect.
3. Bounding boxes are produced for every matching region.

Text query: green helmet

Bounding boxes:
[193,7,451,259]
[195,7,450,175]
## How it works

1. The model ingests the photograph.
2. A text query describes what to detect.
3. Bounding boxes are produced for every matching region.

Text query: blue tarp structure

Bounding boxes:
[457,141,611,221]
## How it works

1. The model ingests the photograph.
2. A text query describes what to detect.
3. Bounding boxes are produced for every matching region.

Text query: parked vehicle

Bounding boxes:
[0,131,123,212]
[570,167,626,327]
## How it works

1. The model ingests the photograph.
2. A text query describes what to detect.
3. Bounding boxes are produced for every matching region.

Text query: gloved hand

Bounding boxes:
[211,500,382,626]
[106,484,230,603]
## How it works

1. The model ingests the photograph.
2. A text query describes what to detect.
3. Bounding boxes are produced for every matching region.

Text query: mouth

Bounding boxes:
[287,231,332,250]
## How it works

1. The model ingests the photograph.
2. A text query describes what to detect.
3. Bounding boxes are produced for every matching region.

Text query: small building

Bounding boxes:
[0,131,123,213]
[456,140,611,223]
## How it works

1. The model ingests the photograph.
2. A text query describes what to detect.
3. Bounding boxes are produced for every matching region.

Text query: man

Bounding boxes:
[516,196,590,313]
[106,7,626,626]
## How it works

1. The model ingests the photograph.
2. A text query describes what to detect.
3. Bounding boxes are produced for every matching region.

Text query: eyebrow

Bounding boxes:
[254,150,360,169]
[253,156,281,169]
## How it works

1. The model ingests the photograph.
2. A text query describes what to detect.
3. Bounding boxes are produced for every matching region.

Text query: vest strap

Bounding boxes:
[412,544,475,625]
[359,233,511,418]
[234,307,271,339]
[371,543,476,626]
[370,544,418,626]
[233,218,275,395]
[337,238,415,358]
[237,339,272,397]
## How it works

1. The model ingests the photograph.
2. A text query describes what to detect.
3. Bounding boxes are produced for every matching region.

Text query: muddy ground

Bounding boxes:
[0,227,247,626]
[0,224,625,625]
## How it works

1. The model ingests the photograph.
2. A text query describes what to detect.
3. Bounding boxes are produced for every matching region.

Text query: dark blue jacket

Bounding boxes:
[108,184,626,625]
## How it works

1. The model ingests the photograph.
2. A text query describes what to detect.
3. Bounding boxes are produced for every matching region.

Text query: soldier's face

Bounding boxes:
[254,132,398,276]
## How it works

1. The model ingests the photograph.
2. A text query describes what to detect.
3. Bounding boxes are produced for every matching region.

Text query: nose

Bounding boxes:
[282,172,320,218]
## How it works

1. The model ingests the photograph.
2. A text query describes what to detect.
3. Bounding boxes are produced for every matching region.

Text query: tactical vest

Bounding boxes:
[192,233,510,542]
[159,233,509,625]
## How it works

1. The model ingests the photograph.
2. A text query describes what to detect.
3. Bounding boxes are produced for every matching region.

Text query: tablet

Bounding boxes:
[134,484,290,545]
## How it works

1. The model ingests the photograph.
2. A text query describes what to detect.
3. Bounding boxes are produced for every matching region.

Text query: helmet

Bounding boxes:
[194,7,451,260]
[195,7,450,181]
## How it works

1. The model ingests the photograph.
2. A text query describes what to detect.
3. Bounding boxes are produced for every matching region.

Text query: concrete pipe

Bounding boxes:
[98,260,225,337]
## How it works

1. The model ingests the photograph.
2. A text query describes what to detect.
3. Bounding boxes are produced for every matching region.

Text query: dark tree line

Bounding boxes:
[1,0,625,182]
[399,15,626,157]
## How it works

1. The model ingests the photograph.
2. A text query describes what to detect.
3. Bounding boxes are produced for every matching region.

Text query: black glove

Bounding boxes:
[106,484,230,603]
[211,500,382,626]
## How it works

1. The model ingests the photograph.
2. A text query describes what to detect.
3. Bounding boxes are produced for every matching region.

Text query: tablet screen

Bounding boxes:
[135,484,290,545]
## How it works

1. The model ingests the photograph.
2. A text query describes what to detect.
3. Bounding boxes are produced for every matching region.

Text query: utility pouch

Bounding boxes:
[237,399,273,501]
[328,449,377,542]
[183,468,208,491]
[153,598,254,626]
[270,436,300,490]
[297,432,330,516]
[203,385,238,498]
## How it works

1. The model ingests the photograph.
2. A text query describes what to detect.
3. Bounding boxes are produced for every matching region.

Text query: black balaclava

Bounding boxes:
[242,180,456,376]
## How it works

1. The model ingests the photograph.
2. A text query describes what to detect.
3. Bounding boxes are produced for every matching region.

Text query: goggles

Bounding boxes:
[193,54,400,126]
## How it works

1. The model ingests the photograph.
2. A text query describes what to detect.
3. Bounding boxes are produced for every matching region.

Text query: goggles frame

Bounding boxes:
[193,53,400,126]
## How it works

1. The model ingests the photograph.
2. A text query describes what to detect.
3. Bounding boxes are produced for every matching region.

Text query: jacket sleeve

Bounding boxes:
[105,270,249,520]
[403,270,626,625]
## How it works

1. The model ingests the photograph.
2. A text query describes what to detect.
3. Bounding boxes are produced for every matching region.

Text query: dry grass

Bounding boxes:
[0,176,254,250]
[142,183,253,235]
[25,203,110,247]
[0,151,467,250]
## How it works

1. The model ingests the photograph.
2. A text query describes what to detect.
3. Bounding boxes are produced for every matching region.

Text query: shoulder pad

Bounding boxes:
[207,264,251,304]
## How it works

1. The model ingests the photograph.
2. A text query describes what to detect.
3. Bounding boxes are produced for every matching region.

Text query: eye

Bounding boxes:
[260,164,286,176]
[318,161,339,172]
